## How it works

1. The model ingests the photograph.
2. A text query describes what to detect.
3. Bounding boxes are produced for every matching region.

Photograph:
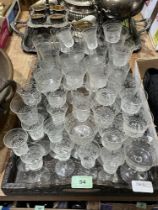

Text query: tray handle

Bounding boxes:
[10,20,27,38]
[0,79,17,104]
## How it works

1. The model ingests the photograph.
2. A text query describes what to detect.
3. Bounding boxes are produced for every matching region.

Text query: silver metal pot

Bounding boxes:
[64,0,97,21]
[98,0,147,19]
[64,0,95,7]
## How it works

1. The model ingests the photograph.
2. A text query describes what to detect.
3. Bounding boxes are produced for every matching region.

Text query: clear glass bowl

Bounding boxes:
[120,163,148,184]
[124,140,155,172]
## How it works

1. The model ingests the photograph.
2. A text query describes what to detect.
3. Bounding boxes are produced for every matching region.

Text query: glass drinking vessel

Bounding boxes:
[17,81,41,106]
[59,41,72,53]
[60,50,85,65]
[87,70,108,91]
[20,145,45,171]
[123,109,149,138]
[92,105,115,129]
[124,140,155,172]
[107,63,130,92]
[34,67,62,94]
[78,141,100,169]
[78,141,100,160]
[121,92,142,115]
[71,88,91,105]
[21,114,45,141]
[55,159,75,177]
[56,27,74,48]
[95,86,117,106]
[72,88,91,122]
[62,60,86,90]
[50,131,74,161]
[80,157,96,169]
[65,114,97,145]
[85,56,108,91]
[35,136,50,156]
[120,163,148,184]
[3,128,29,156]
[73,106,91,123]
[83,26,98,50]
[86,53,105,67]
[112,113,124,131]
[64,70,85,90]
[10,94,39,126]
[26,167,51,184]
[46,88,67,108]
[100,147,125,174]
[46,103,68,126]
[101,127,127,151]
[111,44,133,67]
[102,21,122,44]
[53,152,71,161]
[33,38,59,63]
[44,117,64,143]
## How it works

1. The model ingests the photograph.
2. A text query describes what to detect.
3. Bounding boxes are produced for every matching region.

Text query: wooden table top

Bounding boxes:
[0,11,158,201]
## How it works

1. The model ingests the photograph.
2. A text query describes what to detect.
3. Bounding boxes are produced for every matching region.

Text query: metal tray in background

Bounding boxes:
[21,27,52,53]
[12,16,143,54]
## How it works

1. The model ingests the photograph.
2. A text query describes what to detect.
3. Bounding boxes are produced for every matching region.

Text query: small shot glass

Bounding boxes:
[102,21,122,44]
[111,44,133,67]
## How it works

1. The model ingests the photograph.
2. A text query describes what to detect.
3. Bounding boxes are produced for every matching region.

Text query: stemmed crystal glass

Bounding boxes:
[121,91,142,115]
[101,127,127,151]
[44,117,64,143]
[65,114,97,145]
[100,147,125,175]
[92,104,115,129]
[124,139,156,172]
[77,141,100,169]
[20,144,45,171]
[123,108,149,138]
[50,131,74,161]
[120,163,148,184]
[17,80,41,106]
[10,94,39,126]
